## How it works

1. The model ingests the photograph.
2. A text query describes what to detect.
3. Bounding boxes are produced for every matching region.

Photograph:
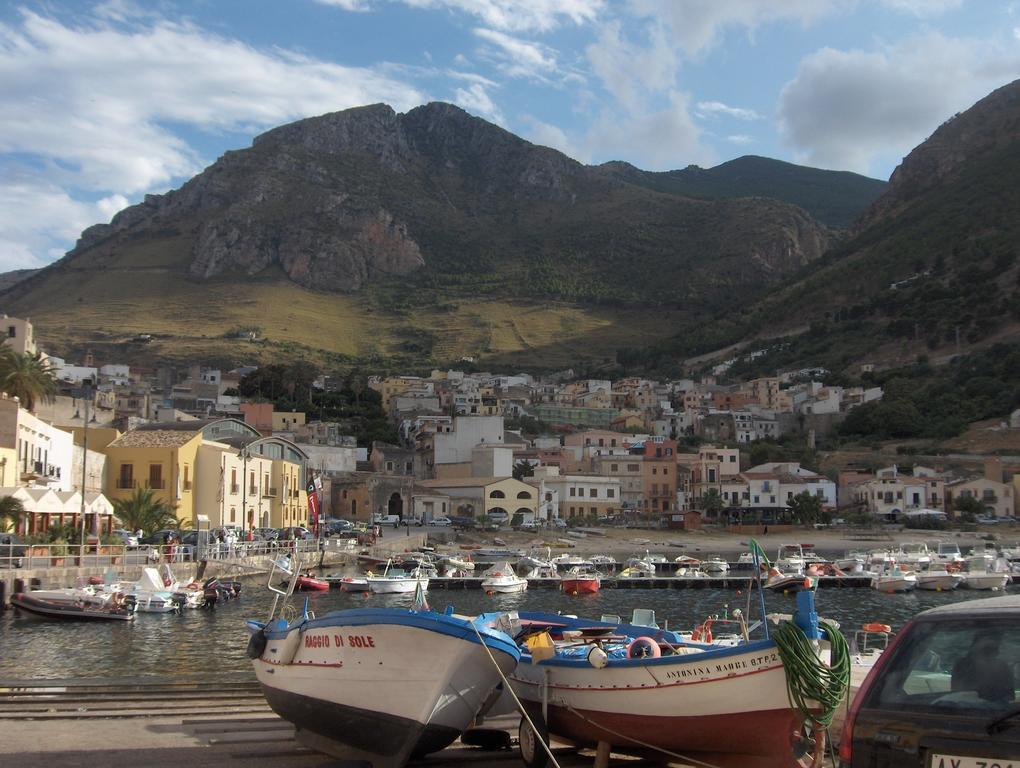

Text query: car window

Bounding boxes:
[867,618,1019,716]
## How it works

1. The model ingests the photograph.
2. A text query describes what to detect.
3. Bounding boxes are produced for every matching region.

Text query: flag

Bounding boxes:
[412,579,430,612]
[306,475,320,528]
[748,539,771,568]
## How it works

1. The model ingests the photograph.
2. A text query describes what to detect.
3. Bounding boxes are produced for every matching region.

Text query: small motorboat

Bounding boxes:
[561,565,600,595]
[480,562,528,594]
[763,569,811,592]
[590,554,617,568]
[12,592,134,621]
[366,560,430,594]
[870,564,917,593]
[296,573,330,591]
[702,557,729,574]
[915,566,964,591]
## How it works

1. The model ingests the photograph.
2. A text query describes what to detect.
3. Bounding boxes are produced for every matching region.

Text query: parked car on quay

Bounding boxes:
[839,594,1020,767]
[428,516,452,527]
[449,515,476,530]
[278,526,313,540]
[0,533,27,568]
[111,528,139,547]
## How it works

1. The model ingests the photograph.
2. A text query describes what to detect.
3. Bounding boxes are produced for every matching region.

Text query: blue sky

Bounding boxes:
[1,0,1019,272]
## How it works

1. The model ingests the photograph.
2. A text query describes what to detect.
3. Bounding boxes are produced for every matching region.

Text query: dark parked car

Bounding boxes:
[448,515,476,530]
[0,533,27,568]
[839,594,1020,767]
[140,529,178,545]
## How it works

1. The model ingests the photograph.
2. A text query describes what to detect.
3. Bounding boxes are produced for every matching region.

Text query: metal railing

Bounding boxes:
[0,537,336,571]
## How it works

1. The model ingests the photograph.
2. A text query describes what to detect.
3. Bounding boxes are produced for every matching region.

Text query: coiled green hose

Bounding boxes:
[773,619,852,728]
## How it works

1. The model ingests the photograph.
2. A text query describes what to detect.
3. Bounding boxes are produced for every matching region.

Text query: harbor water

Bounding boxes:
[0,571,1010,681]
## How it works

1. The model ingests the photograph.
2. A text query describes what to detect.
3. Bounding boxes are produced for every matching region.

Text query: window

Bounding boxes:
[386,461,394,472]
[183,465,191,491]
[148,464,163,489]
[569,487,576,497]
[663,467,668,476]
[652,467,658,475]
[611,464,618,472]
[118,463,134,489]
[607,488,615,498]
[591,507,597,515]
[517,491,531,499]
[490,489,506,499]
[231,469,238,494]
[628,464,639,472]
[589,488,597,498]
[652,483,659,494]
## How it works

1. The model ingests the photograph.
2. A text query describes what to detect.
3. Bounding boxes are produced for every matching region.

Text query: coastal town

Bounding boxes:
[3,313,1018,541]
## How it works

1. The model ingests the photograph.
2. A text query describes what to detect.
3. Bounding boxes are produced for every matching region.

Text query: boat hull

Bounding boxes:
[962,573,1010,590]
[915,573,963,591]
[252,608,518,768]
[561,578,599,594]
[367,577,429,594]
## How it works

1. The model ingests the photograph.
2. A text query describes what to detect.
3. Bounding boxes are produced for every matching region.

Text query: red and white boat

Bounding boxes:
[505,597,843,768]
[560,565,600,595]
[295,574,330,591]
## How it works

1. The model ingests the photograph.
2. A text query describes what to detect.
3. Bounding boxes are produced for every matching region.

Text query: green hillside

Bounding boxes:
[597,155,887,227]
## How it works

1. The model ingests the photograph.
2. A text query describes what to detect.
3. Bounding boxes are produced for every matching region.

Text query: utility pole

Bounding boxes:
[78,384,92,562]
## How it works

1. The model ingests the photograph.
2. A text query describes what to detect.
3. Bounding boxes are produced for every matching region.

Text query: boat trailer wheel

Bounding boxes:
[518,712,550,768]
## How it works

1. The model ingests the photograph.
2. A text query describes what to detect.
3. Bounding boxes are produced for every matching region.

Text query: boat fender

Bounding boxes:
[626,636,661,659]
[587,645,609,669]
[691,620,713,644]
[862,622,891,634]
[246,629,268,659]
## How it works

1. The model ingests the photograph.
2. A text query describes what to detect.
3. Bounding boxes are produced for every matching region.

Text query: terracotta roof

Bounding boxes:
[108,429,200,448]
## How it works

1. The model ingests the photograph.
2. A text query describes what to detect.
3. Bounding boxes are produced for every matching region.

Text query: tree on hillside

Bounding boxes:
[788,491,824,525]
[953,495,983,522]
[112,488,179,535]
[0,495,25,533]
[0,349,57,412]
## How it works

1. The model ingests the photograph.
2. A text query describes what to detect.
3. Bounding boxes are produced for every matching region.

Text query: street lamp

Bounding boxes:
[238,445,252,542]
[77,384,93,561]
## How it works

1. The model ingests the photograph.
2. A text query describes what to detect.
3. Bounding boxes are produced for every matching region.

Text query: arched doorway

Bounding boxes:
[388,492,403,520]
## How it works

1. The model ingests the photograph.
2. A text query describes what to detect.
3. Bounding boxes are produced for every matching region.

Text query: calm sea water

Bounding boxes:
[0,567,1011,682]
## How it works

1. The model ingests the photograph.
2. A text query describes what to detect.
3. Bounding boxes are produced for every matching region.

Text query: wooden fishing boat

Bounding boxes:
[502,593,844,768]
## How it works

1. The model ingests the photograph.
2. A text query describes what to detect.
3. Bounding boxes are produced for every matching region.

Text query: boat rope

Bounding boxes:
[469,622,562,768]
[562,704,725,768]
[773,619,851,730]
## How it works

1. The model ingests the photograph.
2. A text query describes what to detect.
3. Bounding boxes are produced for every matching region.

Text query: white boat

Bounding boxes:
[366,561,431,594]
[122,567,183,613]
[523,564,559,581]
[763,569,810,592]
[702,557,729,574]
[961,556,1010,590]
[480,562,528,594]
[620,565,656,578]
[506,602,842,768]
[589,554,617,568]
[896,542,932,569]
[551,553,593,569]
[934,541,965,566]
[775,544,806,573]
[870,564,917,593]
[247,598,521,768]
[914,567,964,591]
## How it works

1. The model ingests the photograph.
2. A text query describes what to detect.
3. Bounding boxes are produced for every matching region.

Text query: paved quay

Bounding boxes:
[0,676,842,768]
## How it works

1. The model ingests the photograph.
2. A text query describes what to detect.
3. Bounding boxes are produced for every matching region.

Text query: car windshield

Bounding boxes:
[866,618,1019,717]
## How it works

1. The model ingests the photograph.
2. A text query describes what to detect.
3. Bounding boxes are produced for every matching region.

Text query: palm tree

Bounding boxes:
[0,495,25,533]
[112,487,179,535]
[0,348,57,412]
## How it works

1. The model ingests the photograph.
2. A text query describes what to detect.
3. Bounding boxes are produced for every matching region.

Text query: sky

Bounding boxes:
[1,0,1019,273]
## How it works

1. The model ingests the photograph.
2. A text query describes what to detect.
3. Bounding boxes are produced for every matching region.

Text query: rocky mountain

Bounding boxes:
[596,155,886,227]
[0,269,38,292]
[3,101,881,369]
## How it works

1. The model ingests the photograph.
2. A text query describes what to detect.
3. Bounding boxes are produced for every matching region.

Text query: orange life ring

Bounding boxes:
[862,622,891,634]
[691,620,713,644]
[946,562,962,573]
[627,636,662,659]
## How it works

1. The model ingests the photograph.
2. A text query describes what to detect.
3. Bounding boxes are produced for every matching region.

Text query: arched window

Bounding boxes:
[490,489,506,499]
[516,491,532,499]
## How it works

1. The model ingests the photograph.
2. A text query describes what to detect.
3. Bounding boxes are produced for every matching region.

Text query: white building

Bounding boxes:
[0,394,75,492]
[433,416,504,469]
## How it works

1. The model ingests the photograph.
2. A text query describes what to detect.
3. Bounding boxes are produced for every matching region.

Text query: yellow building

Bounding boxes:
[105,419,309,532]
[272,410,306,434]
[104,429,202,527]
[372,376,424,413]
[418,476,539,520]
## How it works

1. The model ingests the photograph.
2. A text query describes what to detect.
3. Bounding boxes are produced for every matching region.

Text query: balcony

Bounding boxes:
[116,479,136,490]
[182,481,193,492]
[230,483,240,494]
[263,487,278,498]
[148,479,166,490]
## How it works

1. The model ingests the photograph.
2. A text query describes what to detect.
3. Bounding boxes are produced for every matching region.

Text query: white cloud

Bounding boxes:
[314,0,371,11]
[696,100,762,120]
[0,9,426,269]
[453,83,505,124]
[0,177,116,271]
[473,28,559,80]
[1014,26,1020,41]
[778,32,1020,175]
[398,0,604,33]
[585,19,677,112]
[727,134,755,145]
[521,116,581,159]
[584,91,712,171]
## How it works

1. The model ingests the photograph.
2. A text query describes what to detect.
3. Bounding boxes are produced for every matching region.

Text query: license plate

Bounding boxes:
[931,755,1017,768]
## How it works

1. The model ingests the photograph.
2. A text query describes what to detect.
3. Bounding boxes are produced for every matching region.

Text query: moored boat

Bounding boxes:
[11,592,134,621]
[247,559,521,768]
[504,591,847,768]
[560,565,600,595]
[480,561,528,594]
[295,574,330,591]
[366,560,430,594]
[915,567,964,591]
